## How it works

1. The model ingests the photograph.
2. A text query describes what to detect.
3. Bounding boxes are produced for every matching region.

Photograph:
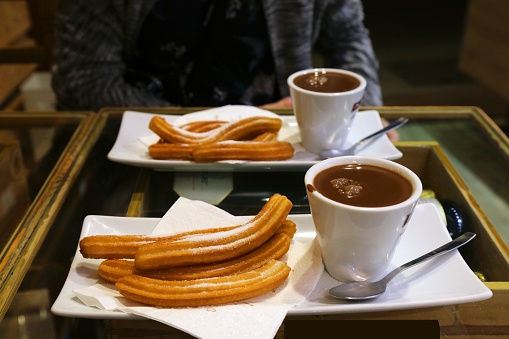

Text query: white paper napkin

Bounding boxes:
[73,197,324,339]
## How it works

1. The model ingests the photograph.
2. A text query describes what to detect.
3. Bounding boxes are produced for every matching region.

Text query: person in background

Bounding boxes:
[52,0,396,139]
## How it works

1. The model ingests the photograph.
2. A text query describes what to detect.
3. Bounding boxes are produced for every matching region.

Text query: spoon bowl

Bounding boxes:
[328,232,476,300]
[319,117,408,159]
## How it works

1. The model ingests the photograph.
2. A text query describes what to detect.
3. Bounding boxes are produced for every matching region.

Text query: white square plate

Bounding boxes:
[107,106,402,172]
[52,203,491,318]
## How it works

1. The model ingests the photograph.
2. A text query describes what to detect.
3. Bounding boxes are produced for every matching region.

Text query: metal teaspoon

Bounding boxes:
[319,117,408,159]
[328,232,476,300]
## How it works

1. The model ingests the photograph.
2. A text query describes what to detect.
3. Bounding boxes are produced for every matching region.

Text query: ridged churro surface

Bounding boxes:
[149,116,282,145]
[146,115,294,162]
[83,193,295,307]
[80,225,239,259]
[148,143,194,160]
[116,259,290,307]
[134,194,293,270]
[192,140,294,162]
[98,231,292,283]
[180,120,226,132]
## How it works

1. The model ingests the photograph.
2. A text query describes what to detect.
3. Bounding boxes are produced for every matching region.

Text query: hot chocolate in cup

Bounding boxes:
[287,68,366,154]
[304,156,422,282]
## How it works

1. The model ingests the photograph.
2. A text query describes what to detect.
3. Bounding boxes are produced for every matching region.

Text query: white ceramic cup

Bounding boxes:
[287,68,366,154]
[304,156,423,282]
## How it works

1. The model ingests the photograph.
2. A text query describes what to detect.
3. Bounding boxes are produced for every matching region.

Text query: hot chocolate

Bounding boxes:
[312,164,413,207]
[293,70,361,93]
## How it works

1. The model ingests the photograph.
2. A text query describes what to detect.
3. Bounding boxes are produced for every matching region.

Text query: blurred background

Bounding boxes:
[364,0,508,135]
[0,0,507,135]
[0,1,507,337]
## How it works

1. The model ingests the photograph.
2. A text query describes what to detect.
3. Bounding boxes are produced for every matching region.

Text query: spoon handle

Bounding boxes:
[358,117,408,144]
[381,232,476,285]
[350,117,408,154]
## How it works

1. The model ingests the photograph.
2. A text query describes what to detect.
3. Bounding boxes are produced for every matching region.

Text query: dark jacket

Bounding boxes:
[52,0,382,110]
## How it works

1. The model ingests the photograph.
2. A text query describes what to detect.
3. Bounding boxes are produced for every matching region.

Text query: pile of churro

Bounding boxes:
[79,194,295,307]
[147,115,295,162]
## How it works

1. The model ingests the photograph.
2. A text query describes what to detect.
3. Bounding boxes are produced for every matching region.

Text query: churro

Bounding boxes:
[146,115,295,162]
[98,231,292,283]
[116,259,290,307]
[80,225,239,259]
[252,132,278,142]
[148,143,194,160]
[192,140,294,162]
[98,259,134,283]
[80,235,161,260]
[80,215,295,261]
[180,120,226,132]
[277,219,297,238]
[80,216,295,261]
[149,116,282,145]
[147,139,294,162]
[134,194,293,270]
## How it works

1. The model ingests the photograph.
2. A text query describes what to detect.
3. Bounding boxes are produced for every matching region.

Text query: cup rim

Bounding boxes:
[304,156,423,211]
[287,68,367,96]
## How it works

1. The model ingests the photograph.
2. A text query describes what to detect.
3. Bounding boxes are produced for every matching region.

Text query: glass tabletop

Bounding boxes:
[378,106,509,245]
[1,106,508,338]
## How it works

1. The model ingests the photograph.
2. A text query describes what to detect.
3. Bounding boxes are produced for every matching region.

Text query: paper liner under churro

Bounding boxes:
[115,259,291,307]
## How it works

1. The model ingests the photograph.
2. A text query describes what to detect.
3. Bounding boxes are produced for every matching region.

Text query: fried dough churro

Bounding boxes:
[80,235,161,260]
[180,120,226,132]
[149,116,282,145]
[192,140,294,162]
[148,143,194,160]
[80,217,295,261]
[116,259,290,307]
[277,219,297,238]
[80,225,239,259]
[252,132,278,142]
[98,231,292,283]
[134,193,293,270]
[147,115,294,162]
[148,140,294,161]
[83,193,295,307]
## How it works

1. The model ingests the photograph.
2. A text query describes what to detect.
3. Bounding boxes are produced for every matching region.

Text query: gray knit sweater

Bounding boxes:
[52,0,382,111]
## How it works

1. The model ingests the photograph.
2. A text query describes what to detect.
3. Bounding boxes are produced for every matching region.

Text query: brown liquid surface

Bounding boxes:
[313,164,413,207]
[293,71,360,93]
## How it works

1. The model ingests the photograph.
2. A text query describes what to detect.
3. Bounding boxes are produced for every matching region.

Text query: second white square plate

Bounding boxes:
[107,106,402,171]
